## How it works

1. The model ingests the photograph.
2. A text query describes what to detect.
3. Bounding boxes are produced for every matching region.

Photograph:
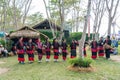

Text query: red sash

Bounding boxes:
[98,46,104,50]
[54,49,59,53]
[17,50,24,54]
[91,48,97,52]
[46,48,50,52]
[26,50,34,54]
[62,50,66,53]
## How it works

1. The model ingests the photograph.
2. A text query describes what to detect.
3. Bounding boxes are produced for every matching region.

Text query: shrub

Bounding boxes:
[68,57,93,68]
[6,40,13,52]
[70,32,95,41]
[0,39,5,46]
[62,37,72,44]
[71,32,82,40]
[86,33,94,41]
[9,30,15,34]
[39,30,60,41]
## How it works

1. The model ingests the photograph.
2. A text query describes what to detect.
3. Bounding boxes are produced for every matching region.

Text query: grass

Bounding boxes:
[118,45,120,54]
[0,55,120,80]
[0,45,120,80]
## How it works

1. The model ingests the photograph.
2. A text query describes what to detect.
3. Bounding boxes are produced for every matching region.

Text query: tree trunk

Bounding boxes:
[13,0,17,29]
[105,0,120,36]
[43,0,56,38]
[76,11,79,32]
[107,17,112,36]
[59,0,64,41]
[3,3,6,32]
[79,0,91,58]
[22,0,32,26]
[92,0,105,40]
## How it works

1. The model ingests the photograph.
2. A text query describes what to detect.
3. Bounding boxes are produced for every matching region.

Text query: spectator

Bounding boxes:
[0,45,8,57]
[112,37,118,55]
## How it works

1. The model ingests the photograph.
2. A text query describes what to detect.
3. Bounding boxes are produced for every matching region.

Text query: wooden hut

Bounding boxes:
[32,19,61,31]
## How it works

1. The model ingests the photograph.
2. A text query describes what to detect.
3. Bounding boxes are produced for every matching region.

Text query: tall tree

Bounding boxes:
[79,0,91,58]
[105,0,120,35]
[43,0,56,38]
[48,0,85,38]
[58,0,65,40]
[13,0,18,29]
[22,0,32,26]
[26,12,44,27]
[92,0,106,40]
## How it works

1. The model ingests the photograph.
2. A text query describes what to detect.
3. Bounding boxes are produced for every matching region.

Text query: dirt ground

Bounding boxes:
[111,55,120,62]
[0,68,9,75]
[0,61,9,75]
[0,61,5,64]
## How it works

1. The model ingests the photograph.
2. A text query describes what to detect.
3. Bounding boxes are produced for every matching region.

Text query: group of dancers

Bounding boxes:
[15,35,112,64]
[90,35,112,60]
[15,37,78,64]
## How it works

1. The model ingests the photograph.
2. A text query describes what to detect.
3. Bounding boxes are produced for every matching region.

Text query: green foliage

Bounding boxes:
[68,58,93,67]
[40,30,60,40]
[40,30,53,40]
[71,32,82,40]
[65,32,94,42]
[118,41,120,45]
[0,39,5,46]
[86,33,93,41]
[48,0,85,26]
[66,37,72,44]
[9,30,15,34]
[26,12,44,26]
[0,39,13,51]
[6,40,13,52]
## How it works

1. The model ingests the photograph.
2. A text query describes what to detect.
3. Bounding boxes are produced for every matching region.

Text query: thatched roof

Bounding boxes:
[32,19,61,31]
[9,26,40,38]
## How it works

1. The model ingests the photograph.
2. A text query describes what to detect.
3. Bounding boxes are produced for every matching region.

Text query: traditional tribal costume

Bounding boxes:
[16,38,25,64]
[37,39,43,62]
[61,41,68,61]
[53,40,60,62]
[70,40,77,58]
[98,39,104,57]
[44,41,51,62]
[104,36,111,59]
[26,40,35,63]
[91,40,98,59]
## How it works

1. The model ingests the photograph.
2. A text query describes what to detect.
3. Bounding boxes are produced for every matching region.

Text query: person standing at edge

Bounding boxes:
[70,40,77,58]
[52,38,60,62]
[111,37,118,55]
[91,38,98,59]
[104,35,112,60]
[44,38,51,62]
[16,37,25,64]
[61,39,68,61]
[98,37,105,57]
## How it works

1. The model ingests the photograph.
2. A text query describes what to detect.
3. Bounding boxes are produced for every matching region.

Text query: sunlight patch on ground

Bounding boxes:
[0,61,6,64]
[0,68,9,75]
